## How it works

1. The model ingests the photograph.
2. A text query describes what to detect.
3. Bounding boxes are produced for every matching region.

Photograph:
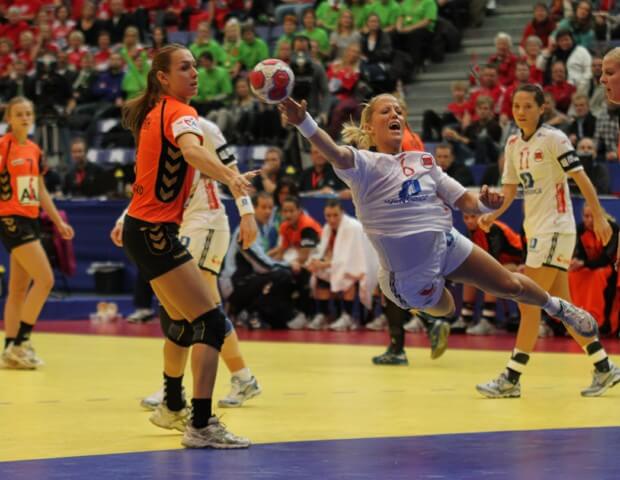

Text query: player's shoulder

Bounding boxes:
[537,124,570,143]
[165,96,198,119]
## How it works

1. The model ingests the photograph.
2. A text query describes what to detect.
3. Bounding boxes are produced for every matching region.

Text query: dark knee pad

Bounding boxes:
[159,305,193,347]
[220,306,234,338]
[191,308,226,351]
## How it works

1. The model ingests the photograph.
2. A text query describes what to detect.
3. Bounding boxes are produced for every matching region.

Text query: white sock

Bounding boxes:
[542,295,561,315]
[232,367,252,382]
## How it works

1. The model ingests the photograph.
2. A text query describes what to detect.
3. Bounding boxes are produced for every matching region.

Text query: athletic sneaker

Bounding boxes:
[287,312,308,330]
[450,316,469,333]
[551,298,598,338]
[0,349,17,369]
[21,341,44,366]
[581,363,620,397]
[476,372,521,398]
[149,404,189,432]
[182,416,251,449]
[329,313,354,331]
[307,313,328,330]
[141,386,187,410]
[127,308,156,324]
[218,376,262,408]
[365,314,387,331]
[4,344,37,369]
[371,349,408,366]
[403,315,425,333]
[466,318,497,336]
[428,319,450,359]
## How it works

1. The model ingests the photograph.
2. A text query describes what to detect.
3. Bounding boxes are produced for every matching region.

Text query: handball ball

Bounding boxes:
[249,59,295,104]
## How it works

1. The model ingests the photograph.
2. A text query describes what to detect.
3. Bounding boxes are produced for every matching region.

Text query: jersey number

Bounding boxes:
[519,172,534,188]
[519,149,530,170]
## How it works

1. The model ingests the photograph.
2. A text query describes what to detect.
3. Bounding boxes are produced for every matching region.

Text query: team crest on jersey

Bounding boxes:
[16,175,39,205]
[421,154,434,169]
[534,150,543,162]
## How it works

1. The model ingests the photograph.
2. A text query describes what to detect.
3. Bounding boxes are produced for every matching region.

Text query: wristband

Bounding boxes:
[236,196,254,216]
[477,198,495,214]
[296,113,319,138]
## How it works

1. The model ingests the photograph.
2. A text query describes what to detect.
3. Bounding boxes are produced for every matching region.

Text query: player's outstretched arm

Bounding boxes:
[476,183,518,232]
[455,185,505,215]
[569,169,613,245]
[278,98,354,170]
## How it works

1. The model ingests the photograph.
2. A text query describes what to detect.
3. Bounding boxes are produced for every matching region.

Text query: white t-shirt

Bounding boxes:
[502,124,582,236]
[334,148,467,271]
[181,118,237,231]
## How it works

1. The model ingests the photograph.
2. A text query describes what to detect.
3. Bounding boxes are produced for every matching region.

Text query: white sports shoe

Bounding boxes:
[182,416,251,449]
[551,298,598,338]
[476,372,521,398]
[149,404,189,432]
[365,314,387,331]
[21,341,44,366]
[4,344,37,369]
[466,318,497,336]
[329,313,354,331]
[307,313,328,330]
[218,376,262,408]
[581,363,620,397]
[287,312,308,330]
[403,315,425,333]
[450,316,469,333]
[141,388,164,411]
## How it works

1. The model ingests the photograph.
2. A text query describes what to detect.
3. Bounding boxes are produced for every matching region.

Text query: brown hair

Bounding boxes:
[3,96,34,124]
[121,44,186,142]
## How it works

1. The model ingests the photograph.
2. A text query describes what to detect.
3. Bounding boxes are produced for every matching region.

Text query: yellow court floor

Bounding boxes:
[0,332,619,462]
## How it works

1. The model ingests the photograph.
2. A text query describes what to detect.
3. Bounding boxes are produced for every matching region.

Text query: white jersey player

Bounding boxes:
[477,84,619,399]
[279,92,607,393]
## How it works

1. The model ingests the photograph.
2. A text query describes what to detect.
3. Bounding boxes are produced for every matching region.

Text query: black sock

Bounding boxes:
[385,298,408,353]
[4,337,15,350]
[586,341,611,373]
[14,322,34,346]
[482,302,496,325]
[317,299,329,315]
[505,349,530,384]
[461,302,475,324]
[342,300,353,315]
[163,373,185,411]
[191,398,212,429]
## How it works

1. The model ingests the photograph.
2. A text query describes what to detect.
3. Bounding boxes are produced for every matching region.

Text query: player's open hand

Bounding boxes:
[110,222,123,247]
[479,185,504,210]
[278,98,307,126]
[228,172,254,197]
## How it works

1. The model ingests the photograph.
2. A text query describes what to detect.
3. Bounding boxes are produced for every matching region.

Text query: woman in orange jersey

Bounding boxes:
[0,97,74,370]
[120,44,254,450]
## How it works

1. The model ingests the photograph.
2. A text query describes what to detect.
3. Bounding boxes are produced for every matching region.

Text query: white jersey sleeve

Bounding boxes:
[332,146,370,188]
[429,159,467,208]
[197,118,237,167]
[548,129,583,173]
[501,135,520,185]
[172,115,203,141]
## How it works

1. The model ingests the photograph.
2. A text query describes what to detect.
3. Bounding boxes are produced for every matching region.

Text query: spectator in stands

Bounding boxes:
[66,30,89,70]
[520,2,556,54]
[569,204,619,330]
[148,26,167,59]
[189,21,226,64]
[594,1,620,40]
[594,101,620,161]
[522,35,545,85]
[239,21,269,71]
[122,51,148,100]
[552,0,596,50]
[299,144,349,195]
[69,52,98,109]
[274,14,298,56]
[329,10,361,61]
[306,198,379,331]
[16,30,36,73]
[576,53,605,117]
[434,142,474,186]
[576,136,610,193]
[500,60,533,126]
[118,26,144,63]
[543,29,591,90]
[300,8,330,60]
[326,43,362,139]
[27,53,73,119]
[0,38,15,79]
[94,30,112,71]
[0,7,31,47]
[91,52,125,105]
[271,176,300,232]
[194,51,233,118]
[542,91,571,129]
[346,0,369,30]
[567,93,597,146]
[222,18,243,79]
[394,0,437,73]
[52,4,75,50]
[36,23,61,59]
[13,0,45,22]
[224,76,259,144]
[544,60,577,113]
[316,0,346,32]
[76,0,107,46]
[0,59,33,103]
[487,32,518,87]
[359,13,398,96]
[463,64,504,126]
[56,51,78,86]
[275,39,292,63]
[63,137,109,197]
[422,80,468,142]
[107,0,137,44]
[253,147,287,194]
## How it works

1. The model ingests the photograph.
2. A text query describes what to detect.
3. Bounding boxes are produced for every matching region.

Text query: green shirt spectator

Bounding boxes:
[316,0,346,32]
[190,39,227,65]
[195,53,233,103]
[122,53,148,99]
[301,8,331,57]
[398,0,437,31]
[239,23,269,70]
[365,0,400,31]
[350,2,368,30]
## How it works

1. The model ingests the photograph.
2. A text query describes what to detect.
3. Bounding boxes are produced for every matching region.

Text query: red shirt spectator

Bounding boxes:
[487,33,519,87]
[52,5,76,48]
[520,3,556,50]
[94,31,112,71]
[0,7,31,46]
[543,60,576,113]
[466,65,505,121]
[0,42,15,77]
[12,0,44,21]
[500,61,533,119]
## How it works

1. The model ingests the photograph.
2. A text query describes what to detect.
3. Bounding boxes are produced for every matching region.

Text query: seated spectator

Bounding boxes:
[91,52,125,105]
[0,39,16,79]
[36,23,61,58]
[253,147,289,194]
[306,198,379,331]
[329,9,361,60]
[52,4,76,50]
[463,64,505,126]
[542,28,591,89]
[552,0,596,51]
[359,13,398,95]
[366,0,402,33]
[316,0,347,32]
[16,30,37,74]
[500,60,533,126]
[567,93,596,146]
[575,137,610,194]
[274,14,298,56]
[594,0,620,40]
[275,39,292,63]
[76,0,107,47]
[13,0,45,22]
[487,32,518,87]
[0,59,34,105]
[222,18,243,79]
[118,26,144,63]
[300,8,331,60]
[299,144,349,196]
[454,212,523,334]
[189,21,226,64]
[520,2,556,54]
[107,0,137,44]
[239,21,269,71]
[326,43,362,139]
[157,0,200,31]
[94,30,113,71]
[0,7,31,47]
[394,0,437,73]
[544,60,576,113]
[568,204,619,331]
[63,137,109,197]
[69,52,98,108]
[542,91,571,129]
[221,75,259,143]
[346,0,369,30]
[122,51,148,100]
[422,80,468,141]
[66,30,89,70]
[148,26,167,59]
[221,192,297,329]
[434,143,474,185]
[208,0,254,33]
[593,101,619,162]
[522,36,545,85]
[271,176,300,232]
[576,53,605,117]
[194,51,233,118]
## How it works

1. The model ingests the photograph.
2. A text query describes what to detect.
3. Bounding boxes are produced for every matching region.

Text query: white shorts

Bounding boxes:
[378,228,473,310]
[179,226,231,274]
[525,232,575,271]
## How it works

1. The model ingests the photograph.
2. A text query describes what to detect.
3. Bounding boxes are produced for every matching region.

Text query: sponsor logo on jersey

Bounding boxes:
[16,175,39,205]
[10,158,25,166]
[385,178,428,204]
[421,154,433,169]
[534,150,543,162]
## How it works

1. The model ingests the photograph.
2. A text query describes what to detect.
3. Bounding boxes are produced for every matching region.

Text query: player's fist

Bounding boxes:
[479,185,504,210]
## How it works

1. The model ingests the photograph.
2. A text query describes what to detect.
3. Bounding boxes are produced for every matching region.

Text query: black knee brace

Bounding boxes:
[191,308,226,351]
[159,306,193,347]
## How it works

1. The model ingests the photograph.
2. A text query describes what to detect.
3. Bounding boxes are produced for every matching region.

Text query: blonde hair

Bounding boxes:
[4,96,34,124]
[604,47,620,65]
[341,94,404,150]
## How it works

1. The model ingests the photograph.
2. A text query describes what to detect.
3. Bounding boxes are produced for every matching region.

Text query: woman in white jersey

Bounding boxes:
[476,84,619,398]
[279,92,598,366]
[111,118,261,424]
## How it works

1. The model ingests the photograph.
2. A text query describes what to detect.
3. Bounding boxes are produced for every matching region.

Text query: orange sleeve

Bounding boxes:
[165,101,203,148]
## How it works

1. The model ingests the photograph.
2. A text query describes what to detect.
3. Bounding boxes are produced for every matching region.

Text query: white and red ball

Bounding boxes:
[249,59,295,104]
